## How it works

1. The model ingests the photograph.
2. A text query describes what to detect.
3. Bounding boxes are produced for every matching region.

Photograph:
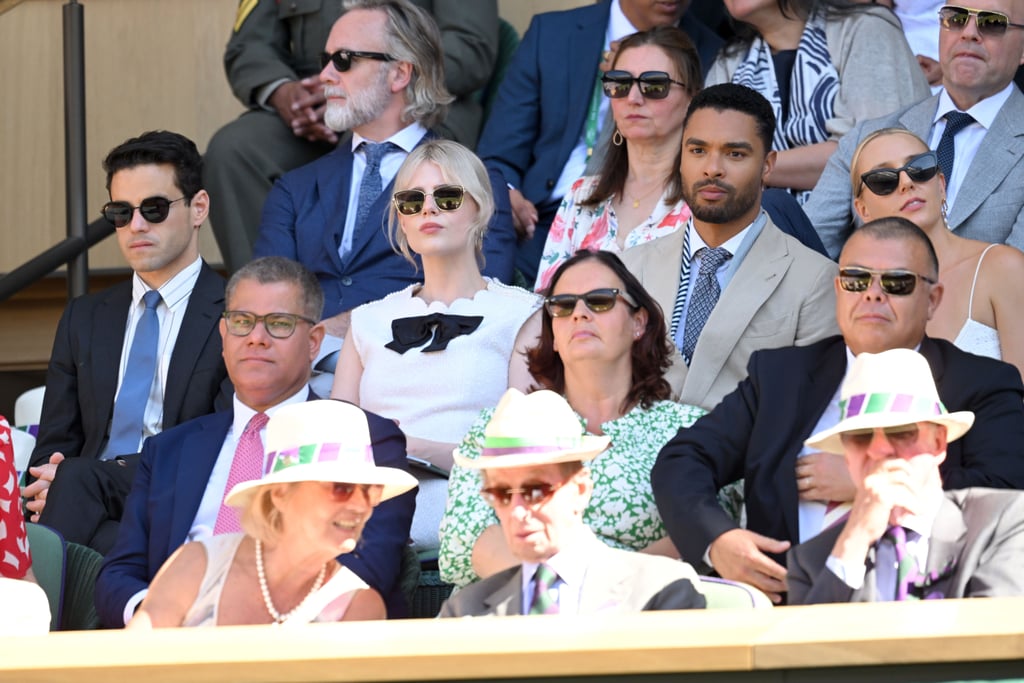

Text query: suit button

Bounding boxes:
[546,179,555,190]
[340,276,353,286]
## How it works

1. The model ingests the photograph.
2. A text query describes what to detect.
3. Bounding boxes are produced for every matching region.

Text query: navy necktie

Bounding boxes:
[350,141,399,258]
[935,111,975,183]
[681,247,732,364]
[103,289,161,459]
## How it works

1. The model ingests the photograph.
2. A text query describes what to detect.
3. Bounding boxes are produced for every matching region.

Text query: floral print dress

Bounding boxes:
[535,175,691,291]
[438,400,706,587]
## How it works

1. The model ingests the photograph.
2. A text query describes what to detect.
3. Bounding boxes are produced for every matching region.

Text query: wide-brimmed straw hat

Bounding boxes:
[805,348,974,454]
[226,400,418,509]
[453,389,610,469]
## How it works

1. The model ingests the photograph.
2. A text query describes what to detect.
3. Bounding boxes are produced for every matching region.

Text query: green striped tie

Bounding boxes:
[528,564,559,615]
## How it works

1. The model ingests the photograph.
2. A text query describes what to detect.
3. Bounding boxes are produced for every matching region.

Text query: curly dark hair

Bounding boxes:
[527,250,673,412]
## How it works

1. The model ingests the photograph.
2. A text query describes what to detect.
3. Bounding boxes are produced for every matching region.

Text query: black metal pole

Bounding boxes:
[63,0,88,300]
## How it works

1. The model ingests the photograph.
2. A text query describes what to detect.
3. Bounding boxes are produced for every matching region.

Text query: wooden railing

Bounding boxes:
[1,598,1022,682]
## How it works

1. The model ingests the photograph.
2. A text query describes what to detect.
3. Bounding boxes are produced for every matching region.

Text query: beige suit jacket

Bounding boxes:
[622,216,839,410]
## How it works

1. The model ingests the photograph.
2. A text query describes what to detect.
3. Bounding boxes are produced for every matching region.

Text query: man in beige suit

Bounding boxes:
[438,390,705,617]
[623,84,838,410]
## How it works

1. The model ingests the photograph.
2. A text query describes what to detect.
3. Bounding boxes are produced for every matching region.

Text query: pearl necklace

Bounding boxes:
[255,539,328,624]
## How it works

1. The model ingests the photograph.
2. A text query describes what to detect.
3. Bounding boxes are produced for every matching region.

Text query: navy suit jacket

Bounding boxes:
[29,263,229,469]
[476,0,722,216]
[94,401,415,626]
[652,336,1024,572]
[253,131,517,319]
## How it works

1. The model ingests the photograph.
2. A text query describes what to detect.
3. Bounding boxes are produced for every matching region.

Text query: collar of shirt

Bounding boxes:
[686,210,766,287]
[230,384,311,439]
[519,527,599,614]
[131,255,202,311]
[351,121,428,158]
[933,82,1013,131]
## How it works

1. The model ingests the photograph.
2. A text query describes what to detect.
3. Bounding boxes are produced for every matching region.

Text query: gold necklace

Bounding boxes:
[624,180,663,209]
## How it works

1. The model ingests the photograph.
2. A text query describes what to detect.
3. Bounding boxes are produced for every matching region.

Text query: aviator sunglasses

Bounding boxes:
[480,478,571,508]
[838,267,936,296]
[839,424,921,450]
[328,482,383,506]
[601,70,686,99]
[319,48,394,72]
[939,5,1024,36]
[101,196,185,228]
[859,151,940,196]
[544,288,638,318]
[392,185,466,215]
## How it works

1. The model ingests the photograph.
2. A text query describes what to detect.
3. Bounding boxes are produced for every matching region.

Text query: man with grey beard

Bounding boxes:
[253,0,516,388]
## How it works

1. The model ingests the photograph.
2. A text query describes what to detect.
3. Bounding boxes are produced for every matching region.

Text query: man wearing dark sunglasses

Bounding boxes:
[23,131,230,556]
[623,84,839,411]
[439,389,705,617]
[253,0,516,393]
[653,216,1024,604]
[788,348,1024,605]
[95,257,415,627]
[204,0,501,274]
[807,0,1024,258]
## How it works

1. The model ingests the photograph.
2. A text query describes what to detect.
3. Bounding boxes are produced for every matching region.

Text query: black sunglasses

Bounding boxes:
[392,185,466,215]
[480,479,570,508]
[544,288,638,318]
[838,267,936,296]
[939,5,1024,36]
[840,424,921,450]
[859,151,940,196]
[601,70,685,99]
[101,196,185,228]
[319,49,394,72]
[222,311,317,339]
[328,482,383,506]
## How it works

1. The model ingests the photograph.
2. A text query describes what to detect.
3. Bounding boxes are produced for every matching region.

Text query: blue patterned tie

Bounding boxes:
[681,247,732,364]
[935,111,974,183]
[102,289,161,459]
[528,564,560,615]
[351,141,398,257]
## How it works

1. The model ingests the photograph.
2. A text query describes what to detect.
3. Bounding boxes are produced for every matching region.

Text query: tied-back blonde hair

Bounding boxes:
[849,127,934,197]
[388,139,494,269]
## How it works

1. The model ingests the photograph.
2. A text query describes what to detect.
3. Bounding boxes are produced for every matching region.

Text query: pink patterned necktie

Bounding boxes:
[213,412,269,534]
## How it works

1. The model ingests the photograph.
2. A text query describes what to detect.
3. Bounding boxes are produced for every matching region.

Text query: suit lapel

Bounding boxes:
[560,2,609,166]
[169,411,233,551]
[318,141,355,274]
[577,547,632,612]
[898,94,940,140]
[92,284,133,432]
[163,264,225,426]
[779,339,847,542]
[948,88,1024,230]
[483,567,523,616]
[685,221,792,403]
[923,494,967,598]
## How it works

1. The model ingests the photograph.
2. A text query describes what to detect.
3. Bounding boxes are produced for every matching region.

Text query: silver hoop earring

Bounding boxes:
[612,129,624,146]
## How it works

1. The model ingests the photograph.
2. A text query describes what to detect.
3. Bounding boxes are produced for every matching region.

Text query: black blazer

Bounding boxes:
[652,335,1024,570]
[30,263,230,469]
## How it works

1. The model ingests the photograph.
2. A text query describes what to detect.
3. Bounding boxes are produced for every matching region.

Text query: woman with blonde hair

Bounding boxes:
[850,127,1024,379]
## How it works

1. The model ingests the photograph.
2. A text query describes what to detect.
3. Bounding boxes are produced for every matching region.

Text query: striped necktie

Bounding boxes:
[528,564,560,615]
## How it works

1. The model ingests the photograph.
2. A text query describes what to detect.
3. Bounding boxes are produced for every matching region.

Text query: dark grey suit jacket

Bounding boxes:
[438,541,705,617]
[29,263,229,469]
[806,86,1024,258]
[788,488,1024,604]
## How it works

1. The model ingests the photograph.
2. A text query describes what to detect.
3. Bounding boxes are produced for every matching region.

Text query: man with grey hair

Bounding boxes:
[254,0,516,383]
[95,256,416,625]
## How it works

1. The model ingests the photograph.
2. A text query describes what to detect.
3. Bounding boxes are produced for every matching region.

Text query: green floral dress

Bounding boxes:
[437,400,707,587]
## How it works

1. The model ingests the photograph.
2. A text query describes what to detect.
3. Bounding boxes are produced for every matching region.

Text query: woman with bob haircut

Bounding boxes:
[439,250,706,587]
[332,139,541,554]
[128,401,417,627]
